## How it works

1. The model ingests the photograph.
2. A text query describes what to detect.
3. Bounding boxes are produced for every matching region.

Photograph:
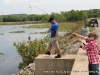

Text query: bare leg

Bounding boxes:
[48,45,52,52]
[55,47,61,58]
[56,47,60,55]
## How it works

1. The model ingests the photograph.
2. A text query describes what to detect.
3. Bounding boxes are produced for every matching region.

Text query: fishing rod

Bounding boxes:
[29,4,48,14]
[29,4,79,52]
[29,4,84,54]
[28,4,77,38]
[28,4,72,34]
[28,4,50,40]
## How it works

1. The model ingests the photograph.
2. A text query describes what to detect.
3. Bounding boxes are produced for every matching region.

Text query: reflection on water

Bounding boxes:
[0,24,48,75]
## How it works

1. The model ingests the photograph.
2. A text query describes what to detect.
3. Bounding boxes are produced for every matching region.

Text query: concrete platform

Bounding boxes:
[35,49,89,75]
[35,39,100,75]
[35,54,76,75]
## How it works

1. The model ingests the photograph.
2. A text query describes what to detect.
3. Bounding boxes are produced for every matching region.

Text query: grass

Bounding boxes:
[0,52,4,55]
[0,21,43,25]
[22,22,82,32]
[30,31,47,34]
[9,30,25,33]
[89,27,95,31]
[22,23,50,28]
[86,18,90,22]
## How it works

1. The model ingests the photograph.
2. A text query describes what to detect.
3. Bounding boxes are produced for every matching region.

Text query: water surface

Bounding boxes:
[0,24,48,75]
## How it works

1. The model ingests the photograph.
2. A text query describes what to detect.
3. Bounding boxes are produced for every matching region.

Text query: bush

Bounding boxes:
[14,36,49,69]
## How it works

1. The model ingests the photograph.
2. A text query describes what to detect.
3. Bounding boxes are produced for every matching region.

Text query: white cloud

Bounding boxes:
[3,0,29,4]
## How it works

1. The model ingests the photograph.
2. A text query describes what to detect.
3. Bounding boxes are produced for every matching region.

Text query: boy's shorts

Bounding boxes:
[49,37,59,48]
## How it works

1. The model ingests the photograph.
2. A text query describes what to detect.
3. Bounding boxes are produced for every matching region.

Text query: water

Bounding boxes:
[0,24,48,75]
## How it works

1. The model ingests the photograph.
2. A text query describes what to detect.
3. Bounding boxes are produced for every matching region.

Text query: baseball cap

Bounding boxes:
[48,17,54,22]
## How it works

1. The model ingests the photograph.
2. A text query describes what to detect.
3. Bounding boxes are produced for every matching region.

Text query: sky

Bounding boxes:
[0,0,100,15]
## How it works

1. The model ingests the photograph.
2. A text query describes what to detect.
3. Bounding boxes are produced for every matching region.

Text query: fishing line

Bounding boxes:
[38,33,50,40]
[28,4,73,34]
[28,4,81,54]
[28,4,75,42]
[28,4,50,40]
[28,4,48,14]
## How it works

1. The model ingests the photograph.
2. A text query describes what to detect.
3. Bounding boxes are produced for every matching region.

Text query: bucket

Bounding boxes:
[81,28,89,36]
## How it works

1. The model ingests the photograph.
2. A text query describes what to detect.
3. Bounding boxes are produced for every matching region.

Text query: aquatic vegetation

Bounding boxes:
[22,22,79,32]
[0,52,4,55]
[0,33,4,35]
[29,31,47,34]
[9,30,25,33]
[22,24,50,28]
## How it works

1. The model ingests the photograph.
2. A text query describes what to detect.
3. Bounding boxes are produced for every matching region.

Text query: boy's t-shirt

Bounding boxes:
[84,37,100,64]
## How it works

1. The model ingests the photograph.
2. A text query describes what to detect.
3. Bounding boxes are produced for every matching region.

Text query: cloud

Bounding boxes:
[3,0,29,4]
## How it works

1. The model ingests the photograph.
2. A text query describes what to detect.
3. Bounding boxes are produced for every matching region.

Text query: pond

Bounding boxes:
[0,24,48,75]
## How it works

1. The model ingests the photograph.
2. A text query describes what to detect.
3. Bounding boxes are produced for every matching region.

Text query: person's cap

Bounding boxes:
[48,17,54,22]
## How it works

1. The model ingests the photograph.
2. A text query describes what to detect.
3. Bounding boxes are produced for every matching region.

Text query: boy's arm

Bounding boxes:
[72,33,86,40]
[78,39,85,50]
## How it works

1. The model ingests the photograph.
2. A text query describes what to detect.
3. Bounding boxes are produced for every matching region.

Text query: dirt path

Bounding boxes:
[95,19,100,52]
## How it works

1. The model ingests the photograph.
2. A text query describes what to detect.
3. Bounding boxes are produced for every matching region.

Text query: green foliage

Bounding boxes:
[86,9,100,18]
[0,9,88,22]
[0,17,2,22]
[30,31,47,34]
[0,52,4,55]
[89,27,95,31]
[1,9,100,22]
[22,22,78,32]
[14,35,50,69]
[59,10,87,21]
[22,24,50,28]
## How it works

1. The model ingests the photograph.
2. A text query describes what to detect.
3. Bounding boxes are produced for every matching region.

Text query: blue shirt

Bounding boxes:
[50,22,59,37]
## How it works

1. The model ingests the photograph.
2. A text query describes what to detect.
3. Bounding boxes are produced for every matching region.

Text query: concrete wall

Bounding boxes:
[70,48,88,75]
[35,43,89,75]
[35,54,76,75]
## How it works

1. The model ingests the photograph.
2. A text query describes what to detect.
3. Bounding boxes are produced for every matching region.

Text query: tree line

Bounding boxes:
[0,9,100,22]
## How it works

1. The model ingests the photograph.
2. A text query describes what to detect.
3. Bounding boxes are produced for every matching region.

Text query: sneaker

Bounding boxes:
[55,54,61,58]
[45,51,51,55]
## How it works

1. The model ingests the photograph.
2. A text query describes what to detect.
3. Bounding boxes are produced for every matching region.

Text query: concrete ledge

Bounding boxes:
[35,54,76,75]
[70,48,88,75]
[35,54,76,59]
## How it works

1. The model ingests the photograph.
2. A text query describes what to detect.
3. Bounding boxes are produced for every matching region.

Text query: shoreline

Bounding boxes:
[0,21,77,25]
[0,21,48,25]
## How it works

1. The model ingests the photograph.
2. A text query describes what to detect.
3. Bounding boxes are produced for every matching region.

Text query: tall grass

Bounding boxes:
[0,21,43,25]
[22,22,83,32]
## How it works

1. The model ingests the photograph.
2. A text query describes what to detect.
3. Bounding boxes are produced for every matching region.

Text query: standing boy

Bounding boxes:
[72,32,100,75]
[45,17,61,58]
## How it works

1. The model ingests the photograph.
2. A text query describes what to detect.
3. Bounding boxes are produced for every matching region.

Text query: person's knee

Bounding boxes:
[49,44,52,47]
